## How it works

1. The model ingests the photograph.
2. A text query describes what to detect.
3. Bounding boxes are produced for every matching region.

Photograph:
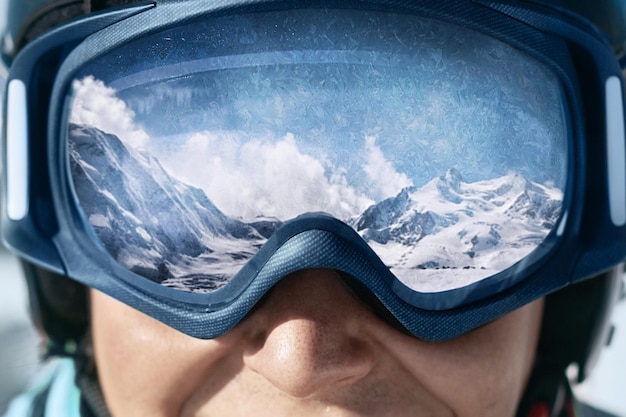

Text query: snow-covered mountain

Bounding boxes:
[69,123,282,291]
[349,168,562,292]
[69,123,563,294]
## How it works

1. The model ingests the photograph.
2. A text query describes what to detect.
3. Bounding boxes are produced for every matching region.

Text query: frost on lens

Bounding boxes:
[67,8,567,293]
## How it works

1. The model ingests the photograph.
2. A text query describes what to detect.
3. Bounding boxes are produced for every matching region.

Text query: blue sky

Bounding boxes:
[70,34,569,222]
[72,7,569,194]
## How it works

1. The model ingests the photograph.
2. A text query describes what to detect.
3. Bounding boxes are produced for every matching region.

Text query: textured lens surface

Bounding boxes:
[68,9,567,293]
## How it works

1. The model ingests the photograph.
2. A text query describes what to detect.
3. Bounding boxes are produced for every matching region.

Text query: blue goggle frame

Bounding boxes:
[3,0,626,341]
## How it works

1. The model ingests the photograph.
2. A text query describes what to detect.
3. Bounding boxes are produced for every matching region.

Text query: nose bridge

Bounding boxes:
[242,268,378,398]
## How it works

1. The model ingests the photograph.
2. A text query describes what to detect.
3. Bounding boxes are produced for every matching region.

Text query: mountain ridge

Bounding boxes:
[69,123,563,293]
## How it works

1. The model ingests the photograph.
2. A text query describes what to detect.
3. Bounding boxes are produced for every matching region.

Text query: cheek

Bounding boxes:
[90,290,232,417]
[416,299,545,416]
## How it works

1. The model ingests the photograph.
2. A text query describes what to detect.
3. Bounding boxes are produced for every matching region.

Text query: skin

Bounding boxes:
[91,268,544,417]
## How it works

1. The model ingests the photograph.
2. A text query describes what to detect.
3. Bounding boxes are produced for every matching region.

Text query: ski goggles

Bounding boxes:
[3,0,626,342]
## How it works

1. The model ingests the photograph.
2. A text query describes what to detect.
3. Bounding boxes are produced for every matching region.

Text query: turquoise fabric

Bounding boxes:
[2,359,80,417]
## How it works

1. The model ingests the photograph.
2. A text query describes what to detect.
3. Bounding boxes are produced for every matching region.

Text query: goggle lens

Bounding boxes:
[67,9,567,295]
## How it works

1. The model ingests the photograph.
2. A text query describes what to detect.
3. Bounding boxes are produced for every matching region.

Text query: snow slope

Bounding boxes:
[350,168,562,292]
[69,123,281,291]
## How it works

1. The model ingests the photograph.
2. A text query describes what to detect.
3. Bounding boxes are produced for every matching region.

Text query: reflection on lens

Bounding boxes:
[350,168,562,292]
[69,117,563,293]
[67,8,567,294]
[69,121,275,290]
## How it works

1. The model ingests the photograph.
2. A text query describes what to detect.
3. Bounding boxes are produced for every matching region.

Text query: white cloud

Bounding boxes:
[363,136,413,198]
[160,131,373,220]
[70,76,149,149]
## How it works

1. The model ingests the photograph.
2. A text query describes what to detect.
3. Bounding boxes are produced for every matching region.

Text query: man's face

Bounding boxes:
[91,268,544,417]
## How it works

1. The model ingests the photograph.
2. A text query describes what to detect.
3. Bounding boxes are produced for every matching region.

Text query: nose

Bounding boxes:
[242,269,379,398]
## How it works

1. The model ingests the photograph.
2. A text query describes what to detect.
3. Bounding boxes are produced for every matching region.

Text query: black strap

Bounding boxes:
[76,367,112,417]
